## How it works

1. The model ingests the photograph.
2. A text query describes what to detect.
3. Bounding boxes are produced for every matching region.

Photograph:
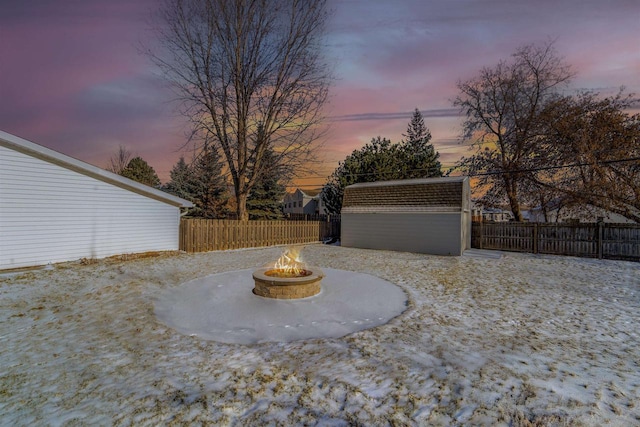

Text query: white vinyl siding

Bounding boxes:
[1,145,180,270]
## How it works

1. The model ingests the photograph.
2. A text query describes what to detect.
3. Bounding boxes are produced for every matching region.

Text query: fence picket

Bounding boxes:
[472,221,639,261]
[179,219,338,253]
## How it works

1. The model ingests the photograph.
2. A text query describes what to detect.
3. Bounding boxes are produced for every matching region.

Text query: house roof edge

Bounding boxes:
[0,130,193,208]
[345,176,468,189]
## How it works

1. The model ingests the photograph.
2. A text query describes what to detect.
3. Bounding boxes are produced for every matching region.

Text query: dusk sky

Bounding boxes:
[1,0,639,188]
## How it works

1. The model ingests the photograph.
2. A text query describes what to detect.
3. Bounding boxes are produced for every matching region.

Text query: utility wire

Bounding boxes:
[288,156,639,188]
[466,156,640,177]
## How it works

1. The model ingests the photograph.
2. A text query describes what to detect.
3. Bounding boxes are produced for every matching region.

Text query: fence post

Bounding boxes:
[533,223,538,254]
[597,218,604,259]
[479,221,484,249]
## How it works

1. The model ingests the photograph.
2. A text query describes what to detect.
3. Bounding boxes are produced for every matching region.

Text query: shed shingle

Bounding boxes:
[343,178,465,208]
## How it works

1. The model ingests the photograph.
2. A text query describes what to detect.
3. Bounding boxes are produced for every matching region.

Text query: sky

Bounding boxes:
[1,0,639,188]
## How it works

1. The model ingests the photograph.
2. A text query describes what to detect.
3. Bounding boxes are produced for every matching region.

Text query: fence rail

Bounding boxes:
[472,221,640,261]
[180,218,638,261]
[179,218,339,253]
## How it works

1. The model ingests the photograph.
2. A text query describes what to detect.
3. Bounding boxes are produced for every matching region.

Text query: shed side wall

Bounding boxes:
[341,213,463,255]
[462,178,471,250]
[0,145,179,269]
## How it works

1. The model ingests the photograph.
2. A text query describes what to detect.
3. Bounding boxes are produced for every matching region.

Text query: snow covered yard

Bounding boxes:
[1,245,638,426]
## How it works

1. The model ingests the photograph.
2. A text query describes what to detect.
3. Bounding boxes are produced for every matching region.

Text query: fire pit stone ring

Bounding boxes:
[252,266,324,299]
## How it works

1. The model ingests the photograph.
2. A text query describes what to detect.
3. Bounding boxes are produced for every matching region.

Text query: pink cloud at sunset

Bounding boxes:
[1,0,638,188]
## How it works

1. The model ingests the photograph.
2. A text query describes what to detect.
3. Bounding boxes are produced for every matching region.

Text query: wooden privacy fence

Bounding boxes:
[179,218,339,253]
[472,221,640,261]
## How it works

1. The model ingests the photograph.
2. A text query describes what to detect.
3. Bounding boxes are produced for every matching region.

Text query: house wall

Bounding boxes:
[341,212,465,255]
[523,207,634,224]
[0,145,180,270]
[461,179,472,251]
[283,190,320,215]
[302,196,317,215]
[283,193,305,214]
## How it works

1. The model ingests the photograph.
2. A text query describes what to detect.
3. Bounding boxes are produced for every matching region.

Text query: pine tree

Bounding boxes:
[163,156,195,201]
[401,108,442,179]
[191,146,229,218]
[247,148,287,220]
[321,137,411,214]
[403,108,431,145]
[321,110,443,214]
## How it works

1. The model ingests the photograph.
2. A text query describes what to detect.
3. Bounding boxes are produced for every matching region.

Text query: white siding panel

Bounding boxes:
[342,213,464,256]
[1,145,180,269]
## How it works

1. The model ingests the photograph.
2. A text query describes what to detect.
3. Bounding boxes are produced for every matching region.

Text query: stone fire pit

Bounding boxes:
[252,266,324,299]
[252,247,324,299]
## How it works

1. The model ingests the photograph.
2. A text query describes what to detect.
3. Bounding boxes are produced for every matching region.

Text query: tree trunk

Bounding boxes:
[505,177,523,221]
[507,194,523,221]
[236,191,249,221]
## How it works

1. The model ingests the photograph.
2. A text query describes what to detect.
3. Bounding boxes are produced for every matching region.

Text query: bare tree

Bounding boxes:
[536,90,640,223]
[453,41,574,220]
[150,0,332,220]
[107,145,133,174]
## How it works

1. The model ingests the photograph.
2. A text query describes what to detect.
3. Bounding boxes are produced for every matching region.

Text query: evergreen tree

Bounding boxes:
[246,149,287,220]
[401,108,442,179]
[321,110,443,214]
[191,145,229,218]
[321,137,400,215]
[120,156,161,187]
[163,156,196,201]
[403,108,430,145]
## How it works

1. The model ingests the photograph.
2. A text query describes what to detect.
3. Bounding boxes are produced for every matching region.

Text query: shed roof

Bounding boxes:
[0,130,193,208]
[343,177,468,210]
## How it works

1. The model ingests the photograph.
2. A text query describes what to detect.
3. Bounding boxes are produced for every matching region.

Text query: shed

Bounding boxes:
[0,130,193,270]
[341,177,471,255]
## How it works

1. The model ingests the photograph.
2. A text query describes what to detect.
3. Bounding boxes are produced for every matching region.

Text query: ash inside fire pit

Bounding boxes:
[264,268,312,278]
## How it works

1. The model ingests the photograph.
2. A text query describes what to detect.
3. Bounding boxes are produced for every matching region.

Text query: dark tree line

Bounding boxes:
[163,145,286,219]
[321,108,442,214]
[105,141,287,219]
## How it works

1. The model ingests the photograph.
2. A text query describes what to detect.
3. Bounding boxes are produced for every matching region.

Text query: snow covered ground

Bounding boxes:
[155,268,407,344]
[1,244,638,426]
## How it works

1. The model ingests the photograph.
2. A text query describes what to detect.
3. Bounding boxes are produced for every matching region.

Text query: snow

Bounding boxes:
[154,268,407,344]
[1,244,639,425]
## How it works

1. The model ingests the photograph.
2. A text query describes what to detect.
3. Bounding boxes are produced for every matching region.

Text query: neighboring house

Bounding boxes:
[483,208,514,222]
[341,177,471,256]
[0,130,193,270]
[522,203,635,224]
[283,188,326,216]
[471,202,514,222]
